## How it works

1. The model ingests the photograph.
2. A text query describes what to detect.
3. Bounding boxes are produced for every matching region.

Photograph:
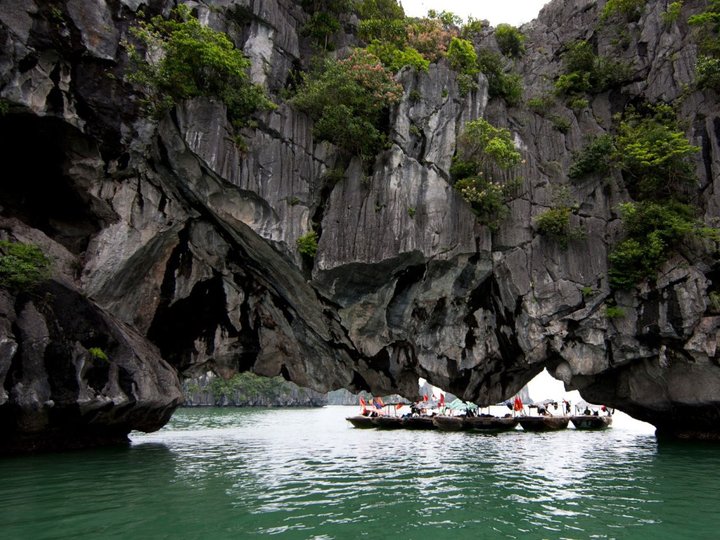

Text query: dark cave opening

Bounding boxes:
[0,113,103,254]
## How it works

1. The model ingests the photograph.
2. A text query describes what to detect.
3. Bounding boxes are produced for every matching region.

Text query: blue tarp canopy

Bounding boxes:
[446,399,479,411]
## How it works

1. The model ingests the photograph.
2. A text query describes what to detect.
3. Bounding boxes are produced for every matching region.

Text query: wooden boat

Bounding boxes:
[570,415,612,430]
[402,416,436,430]
[464,416,519,432]
[432,415,465,431]
[371,415,404,429]
[517,416,569,432]
[346,415,375,429]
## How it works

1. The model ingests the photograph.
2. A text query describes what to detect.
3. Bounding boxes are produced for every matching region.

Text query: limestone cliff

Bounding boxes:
[0,0,718,451]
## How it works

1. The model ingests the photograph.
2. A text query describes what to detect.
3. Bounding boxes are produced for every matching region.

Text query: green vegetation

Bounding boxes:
[535,206,572,246]
[477,50,523,105]
[0,241,51,291]
[568,134,614,179]
[88,347,109,363]
[662,1,683,25]
[208,372,293,402]
[297,231,319,258]
[604,305,626,319]
[689,0,720,91]
[695,55,720,91]
[534,186,583,248]
[302,12,341,50]
[407,206,416,218]
[709,291,720,313]
[292,49,402,159]
[365,40,429,72]
[554,40,631,99]
[451,118,522,227]
[581,286,595,298]
[494,24,525,58]
[447,37,477,74]
[608,200,711,289]
[601,0,647,22]
[614,104,698,200]
[550,115,572,134]
[126,6,273,125]
[526,94,555,113]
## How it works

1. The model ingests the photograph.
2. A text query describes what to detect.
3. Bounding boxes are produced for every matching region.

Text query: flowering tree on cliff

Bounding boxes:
[292,49,403,162]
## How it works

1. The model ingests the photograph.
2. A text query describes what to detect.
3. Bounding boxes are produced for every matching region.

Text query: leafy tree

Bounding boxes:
[0,241,51,291]
[126,6,273,125]
[455,118,521,171]
[406,14,459,62]
[495,24,525,58]
[614,104,699,200]
[358,18,407,45]
[447,37,478,74]
[366,40,429,72]
[302,12,341,50]
[292,49,402,159]
[356,0,405,20]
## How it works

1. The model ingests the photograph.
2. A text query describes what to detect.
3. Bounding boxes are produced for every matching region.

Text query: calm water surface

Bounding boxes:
[1,406,719,539]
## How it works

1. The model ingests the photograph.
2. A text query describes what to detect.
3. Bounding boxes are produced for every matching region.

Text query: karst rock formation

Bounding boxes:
[0,0,718,451]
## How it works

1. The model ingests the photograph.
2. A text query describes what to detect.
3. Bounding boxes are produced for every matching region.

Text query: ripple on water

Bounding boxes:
[2,407,719,539]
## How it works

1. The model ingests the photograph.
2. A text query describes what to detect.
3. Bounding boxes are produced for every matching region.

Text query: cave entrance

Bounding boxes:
[0,113,104,254]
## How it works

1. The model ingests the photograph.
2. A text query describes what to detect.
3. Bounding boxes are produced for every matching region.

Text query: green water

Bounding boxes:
[1,407,718,539]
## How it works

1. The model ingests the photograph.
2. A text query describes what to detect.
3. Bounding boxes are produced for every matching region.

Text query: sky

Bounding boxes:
[401,0,551,27]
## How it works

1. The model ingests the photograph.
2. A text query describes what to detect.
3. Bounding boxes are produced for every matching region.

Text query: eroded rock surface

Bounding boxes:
[0,0,718,449]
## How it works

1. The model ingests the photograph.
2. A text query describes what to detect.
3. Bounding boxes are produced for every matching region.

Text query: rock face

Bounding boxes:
[182,372,328,408]
[0,0,718,449]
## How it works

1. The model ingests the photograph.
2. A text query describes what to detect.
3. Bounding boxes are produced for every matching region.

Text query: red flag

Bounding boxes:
[359,397,366,406]
[439,394,445,406]
[395,403,403,410]
[423,394,428,401]
[514,396,523,411]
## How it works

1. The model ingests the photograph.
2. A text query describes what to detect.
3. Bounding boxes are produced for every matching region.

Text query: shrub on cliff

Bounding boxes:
[0,240,51,291]
[495,24,525,58]
[614,104,699,200]
[126,6,273,125]
[568,134,615,179]
[451,118,522,227]
[554,40,630,98]
[292,49,402,160]
[477,50,523,105]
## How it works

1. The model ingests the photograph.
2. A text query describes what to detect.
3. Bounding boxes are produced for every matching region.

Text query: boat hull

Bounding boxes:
[570,415,612,430]
[346,415,375,429]
[371,416,404,429]
[464,416,519,432]
[518,416,569,432]
[432,416,465,431]
[402,416,436,430]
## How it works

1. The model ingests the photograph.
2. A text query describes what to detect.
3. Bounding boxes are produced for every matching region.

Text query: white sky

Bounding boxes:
[401,0,551,27]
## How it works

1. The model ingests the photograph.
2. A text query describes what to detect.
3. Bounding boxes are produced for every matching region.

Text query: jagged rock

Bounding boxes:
[0,0,719,450]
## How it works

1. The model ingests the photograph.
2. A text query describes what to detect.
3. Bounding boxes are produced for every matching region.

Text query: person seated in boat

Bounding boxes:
[583,407,591,415]
[593,409,599,416]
